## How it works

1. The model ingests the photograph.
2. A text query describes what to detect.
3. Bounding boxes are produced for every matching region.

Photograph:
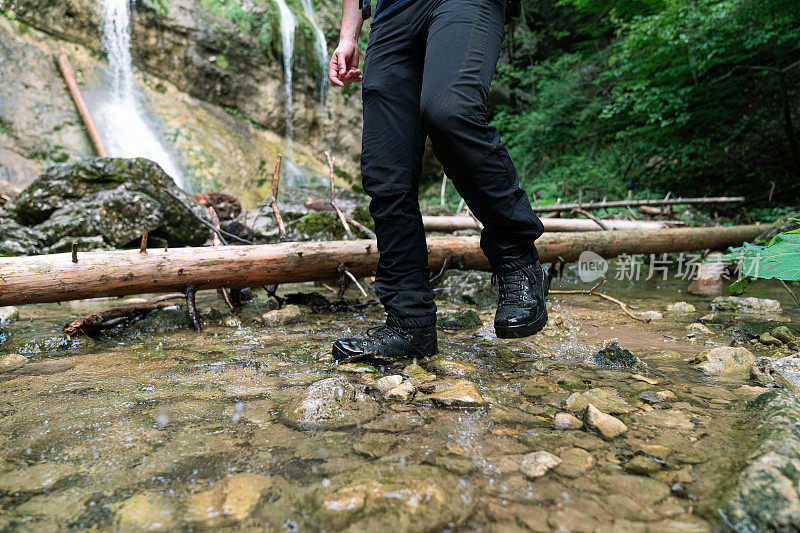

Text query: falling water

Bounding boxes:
[275,0,297,141]
[299,0,329,112]
[96,0,187,189]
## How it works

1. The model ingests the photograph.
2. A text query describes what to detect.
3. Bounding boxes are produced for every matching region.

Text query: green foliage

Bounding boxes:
[495,0,800,206]
[718,224,800,284]
[199,0,276,54]
[138,0,170,17]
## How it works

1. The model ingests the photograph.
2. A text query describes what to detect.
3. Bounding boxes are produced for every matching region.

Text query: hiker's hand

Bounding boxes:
[330,40,362,87]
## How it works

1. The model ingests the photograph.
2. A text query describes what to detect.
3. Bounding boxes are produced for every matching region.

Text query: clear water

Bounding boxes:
[95,0,188,190]
[0,278,796,530]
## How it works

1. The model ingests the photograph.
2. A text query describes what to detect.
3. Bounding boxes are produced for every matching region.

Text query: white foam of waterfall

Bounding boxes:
[275,0,297,141]
[298,0,329,111]
[97,0,187,189]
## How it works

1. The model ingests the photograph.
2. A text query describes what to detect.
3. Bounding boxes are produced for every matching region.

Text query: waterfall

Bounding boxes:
[95,0,187,189]
[299,0,329,112]
[274,0,297,142]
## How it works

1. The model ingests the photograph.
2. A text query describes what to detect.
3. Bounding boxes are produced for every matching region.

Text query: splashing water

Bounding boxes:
[275,0,297,141]
[96,0,187,189]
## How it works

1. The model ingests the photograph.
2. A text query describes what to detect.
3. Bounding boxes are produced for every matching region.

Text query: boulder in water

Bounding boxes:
[6,158,208,251]
[283,377,380,430]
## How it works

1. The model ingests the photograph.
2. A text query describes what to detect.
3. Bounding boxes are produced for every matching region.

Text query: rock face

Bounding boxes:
[751,354,800,391]
[6,158,208,252]
[689,346,755,374]
[283,377,380,430]
[723,391,800,532]
[6,0,364,174]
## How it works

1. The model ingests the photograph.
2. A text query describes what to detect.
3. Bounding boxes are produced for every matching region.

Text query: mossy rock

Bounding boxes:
[437,309,482,330]
[8,158,208,248]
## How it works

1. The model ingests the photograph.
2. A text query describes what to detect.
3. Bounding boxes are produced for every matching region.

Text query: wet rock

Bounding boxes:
[600,474,671,505]
[421,379,486,408]
[636,409,694,431]
[433,270,497,309]
[353,433,399,458]
[259,304,304,326]
[723,391,800,532]
[554,448,594,479]
[640,310,663,320]
[637,390,677,405]
[437,308,482,330]
[372,375,403,393]
[772,326,797,344]
[0,463,77,493]
[337,362,377,374]
[0,353,27,372]
[759,332,783,347]
[519,451,562,479]
[15,487,89,524]
[625,455,662,475]
[385,381,416,401]
[0,306,19,324]
[283,377,380,430]
[751,354,800,391]
[363,413,425,433]
[114,492,178,531]
[631,373,659,385]
[666,302,695,313]
[8,158,208,249]
[689,346,755,374]
[566,388,634,414]
[186,473,272,526]
[714,295,782,314]
[686,323,712,333]
[584,403,628,440]
[552,412,583,430]
[402,363,427,377]
[699,312,724,324]
[316,464,469,531]
[592,340,642,369]
[427,358,478,377]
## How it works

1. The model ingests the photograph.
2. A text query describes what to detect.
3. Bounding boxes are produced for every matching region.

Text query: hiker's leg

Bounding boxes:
[420,0,544,272]
[361,19,434,327]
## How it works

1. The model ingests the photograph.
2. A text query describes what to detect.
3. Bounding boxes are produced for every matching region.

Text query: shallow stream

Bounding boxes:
[0,276,797,531]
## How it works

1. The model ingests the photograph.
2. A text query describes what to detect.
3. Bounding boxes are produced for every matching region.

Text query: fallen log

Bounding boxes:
[533,196,745,213]
[422,216,686,233]
[0,225,766,306]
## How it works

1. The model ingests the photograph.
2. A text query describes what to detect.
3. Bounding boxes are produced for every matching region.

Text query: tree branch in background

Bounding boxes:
[269,154,289,240]
[550,279,651,323]
[325,151,354,239]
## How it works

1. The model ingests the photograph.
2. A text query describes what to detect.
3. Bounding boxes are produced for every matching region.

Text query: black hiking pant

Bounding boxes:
[361,0,544,328]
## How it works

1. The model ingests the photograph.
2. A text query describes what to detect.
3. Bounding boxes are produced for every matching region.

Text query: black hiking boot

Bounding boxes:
[494,262,549,339]
[332,324,438,364]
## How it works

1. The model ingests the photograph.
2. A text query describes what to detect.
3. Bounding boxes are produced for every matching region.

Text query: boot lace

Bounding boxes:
[493,270,528,303]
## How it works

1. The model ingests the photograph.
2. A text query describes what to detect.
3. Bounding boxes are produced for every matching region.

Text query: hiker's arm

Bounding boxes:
[329,0,363,87]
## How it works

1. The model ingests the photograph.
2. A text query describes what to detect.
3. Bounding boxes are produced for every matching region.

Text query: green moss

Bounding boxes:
[289,212,345,239]
[351,205,374,230]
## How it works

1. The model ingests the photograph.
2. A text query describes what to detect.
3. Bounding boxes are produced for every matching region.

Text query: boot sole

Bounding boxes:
[494,309,548,339]
[331,343,438,363]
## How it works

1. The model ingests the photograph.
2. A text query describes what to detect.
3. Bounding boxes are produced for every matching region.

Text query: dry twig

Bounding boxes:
[269,155,289,240]
[550,278,651,323]
[63,299,179,339]
[571,208,609,231]
[324,151,353,239]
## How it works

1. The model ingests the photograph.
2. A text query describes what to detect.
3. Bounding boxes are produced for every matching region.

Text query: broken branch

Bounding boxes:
[550,278,651,323]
